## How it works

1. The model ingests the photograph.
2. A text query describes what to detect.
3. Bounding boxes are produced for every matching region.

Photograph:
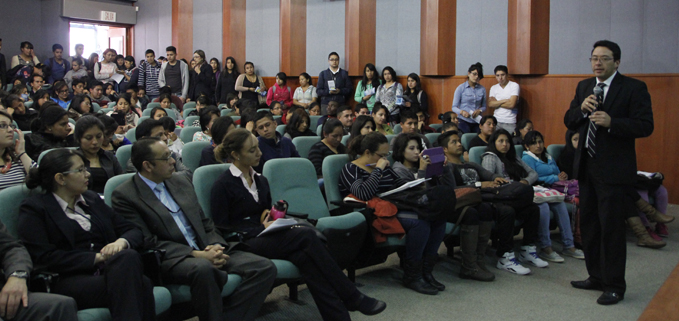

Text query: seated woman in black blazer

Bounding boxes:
[210,128,386,321]
[18,149,155,321]
[75,116,124,193]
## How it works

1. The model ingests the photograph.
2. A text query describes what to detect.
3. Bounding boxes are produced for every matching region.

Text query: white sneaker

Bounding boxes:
[519,245,549,268]
[539,250,565,263]
[496,252,531,275]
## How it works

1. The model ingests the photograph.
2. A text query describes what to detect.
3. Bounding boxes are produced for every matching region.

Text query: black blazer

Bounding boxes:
[210,169,272,239]
[18,191,142,274]
[81,148,124,180]
[564,73,653,185]
[188,63,214,101]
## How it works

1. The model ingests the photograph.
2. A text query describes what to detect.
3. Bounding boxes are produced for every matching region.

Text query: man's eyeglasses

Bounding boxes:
[589,56,614,63]
[0,123,17,131]
[152,154,173,162]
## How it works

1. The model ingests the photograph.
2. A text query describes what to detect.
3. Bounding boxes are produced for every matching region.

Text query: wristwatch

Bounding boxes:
[475,182,482,188]
[10,271,28,279]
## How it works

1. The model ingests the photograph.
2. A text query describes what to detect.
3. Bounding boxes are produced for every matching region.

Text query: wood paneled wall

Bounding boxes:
[171,0,193,61]
[222,0,246,66]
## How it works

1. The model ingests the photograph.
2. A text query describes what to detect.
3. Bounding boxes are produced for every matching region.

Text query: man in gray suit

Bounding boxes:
[0,222,78,321]
[111,137,276,321]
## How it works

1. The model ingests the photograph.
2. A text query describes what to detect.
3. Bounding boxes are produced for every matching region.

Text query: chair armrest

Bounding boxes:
[286,212,309,219]
[30,271,60,293]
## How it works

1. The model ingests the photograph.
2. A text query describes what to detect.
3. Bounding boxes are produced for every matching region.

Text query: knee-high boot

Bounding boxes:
[459,225,495,281]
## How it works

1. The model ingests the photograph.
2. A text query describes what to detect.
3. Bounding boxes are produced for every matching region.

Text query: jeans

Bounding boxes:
[397,216,446,262]
[537,202,574,249]
[458,120,479,134]
[496,122,516,133]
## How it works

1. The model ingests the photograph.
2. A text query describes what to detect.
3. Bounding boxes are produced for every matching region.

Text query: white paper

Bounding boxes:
[257,218,298,237]
[364,87,375,96]
[328,80,336,91]
[473,114,483,123]
[378,178,429,198]
[637,171,655,178]
[110,73,125,84]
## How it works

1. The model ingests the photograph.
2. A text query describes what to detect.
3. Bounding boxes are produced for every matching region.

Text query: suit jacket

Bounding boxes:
[564,73,653,185]
[111,172,227,273]
[18,191,142,274]
[210,170,271,238]
[0,222,32,288]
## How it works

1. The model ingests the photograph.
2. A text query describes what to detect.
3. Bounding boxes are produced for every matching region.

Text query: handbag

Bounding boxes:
[480,181,534,209]
[454,187,482,210]
[382,185,457,221]
[533,188,566,204]
[551,180,579,201]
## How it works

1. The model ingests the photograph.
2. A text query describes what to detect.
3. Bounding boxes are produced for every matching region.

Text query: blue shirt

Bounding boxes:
[452,81,487,124]
[138,173,200,249]
[51,97,71,110]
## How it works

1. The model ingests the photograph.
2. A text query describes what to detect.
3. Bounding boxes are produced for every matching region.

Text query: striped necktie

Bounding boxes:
[586,83,606,158]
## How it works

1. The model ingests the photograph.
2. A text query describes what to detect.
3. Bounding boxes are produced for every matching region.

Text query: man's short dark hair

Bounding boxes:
[494,65,508,74]
[72,78,85,89]
[592,40,621,61]
[136,118,165,140]
[254,110,274,124]
[89,80,104,90]
[356,103,369,113]
[131,137,162,172]
[159,117,176,132]
[159,86,173,95]
[437,130,460,148]
[336,105,352,117]
[400,110,418,123]
[441,121,458,132]
[166,46,177,54]
[29,74,44,84]
[52,44,63,52]
[75,43,83,49]
[145,49,155,56]
[480,115,497,126]
[126,84,139,93]
[328,52,339,59]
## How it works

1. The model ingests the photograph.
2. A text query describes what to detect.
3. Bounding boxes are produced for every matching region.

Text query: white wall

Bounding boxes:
[375,0,420,77]
[306,0,346,76]
[245,0,280,77]
[194,0,223,62]
[455,0,508,76]
[134,0,172,61]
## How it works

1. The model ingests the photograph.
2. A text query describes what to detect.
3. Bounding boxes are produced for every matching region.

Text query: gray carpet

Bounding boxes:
[191,205,679,321]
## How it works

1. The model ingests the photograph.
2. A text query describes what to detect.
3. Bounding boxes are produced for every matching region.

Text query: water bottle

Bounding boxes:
[270,200,288,220]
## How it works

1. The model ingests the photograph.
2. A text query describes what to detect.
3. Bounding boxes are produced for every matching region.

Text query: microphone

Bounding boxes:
[592,85,604,112]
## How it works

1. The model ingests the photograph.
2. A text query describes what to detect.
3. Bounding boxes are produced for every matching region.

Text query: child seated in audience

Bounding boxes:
[266,72,293,108]
[309,118,346,177]
[253,110,299,173]
[468,115,497,148]
[199,116,235,167]
[150,106,168,120]
[283,109,315,139]
[107,93,139,134]
[193,106,220,142]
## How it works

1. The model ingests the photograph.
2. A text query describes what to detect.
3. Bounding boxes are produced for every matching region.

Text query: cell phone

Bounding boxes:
[111,112,126,126]
[422,147,444,178]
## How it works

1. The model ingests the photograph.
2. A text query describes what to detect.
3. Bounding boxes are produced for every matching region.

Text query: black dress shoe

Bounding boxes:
[571,279,604,291]
[597,292,624,305]
[346,294,387,316]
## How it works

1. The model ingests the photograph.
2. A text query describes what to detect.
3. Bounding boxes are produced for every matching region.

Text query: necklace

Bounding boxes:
[0,158,12,174]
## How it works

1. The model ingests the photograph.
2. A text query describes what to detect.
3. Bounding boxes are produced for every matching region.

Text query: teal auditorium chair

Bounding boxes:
[24,101,33,109]
[292,136,321,159]
[146,102,161,110]
[182,141,211,172]
[461,133,476,150]
[183,101,197,110]
[425,133,441,146]
[138,116,150,124]
[182,108,196,118]
[515,145,524,156]
[107,102,117,108]
[547,144,565,160]
[69,118,76,126]
[230,116,241,123]
[0,185,173,321]
[98,107,114,115]
[263,158,368,275]
[385,134,397,145]
[393,124,402,134]
[341,134,350,146]
[468,146,486,165]
[125,128,137,143]
[102,174,243,319]
[192,164,304,299]
[180,126,202,143]
[257,108,270,113]
[316,124,323,136]
[276,124,286,136]
[273,115,281,121]
[184,116,199,127]
[91,102,101,113]
[218,104,228,109]
[220,109,233,116]
[115,145,132,172]
[429,124,442,131]
[310,115,322,127]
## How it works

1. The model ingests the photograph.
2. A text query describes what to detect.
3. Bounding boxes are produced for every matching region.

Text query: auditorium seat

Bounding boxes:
[276,124,286,136]
[182,141,211,172]
[115,145,132,172]
[184,116,199,127]
[425,133,440,146]
[182,108,195,118]
[292,136,321,159]
[180,126,202,144]
[461,133,476,150]
[393,124,402,134]
[125,128,137,143]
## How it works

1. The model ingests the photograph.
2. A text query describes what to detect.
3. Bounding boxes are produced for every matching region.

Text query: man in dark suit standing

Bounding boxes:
[565,40,654,305]
[0,221,78,320]
[112,137,277,321]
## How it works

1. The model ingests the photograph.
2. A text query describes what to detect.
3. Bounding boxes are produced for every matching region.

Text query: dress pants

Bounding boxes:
[162,250,277,321]
[12,292,78,321]
[580,159,630,294]
[51,249,155,321]
[245,227,360,321]
[493,203,540,257]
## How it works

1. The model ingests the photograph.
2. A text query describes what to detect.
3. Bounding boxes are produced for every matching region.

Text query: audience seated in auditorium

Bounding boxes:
[0,110,34,191]
[70,78,87,97]
[158,46,189,102]
[216,57,239,104]
[309,118,346,177]
[159,116,182,157]
[253,111,299,173]
[356,103,370,116]
[375,66,403,123]
[112,137,277,321]
[3,94,37,131]
[391,110,431,149]
[158,93,181,120]
[107,93,139,133]
[317,52,352,115]
[193,106,220,142]
[520,130,585,260]
[10,41,39,68]
[25,104,76,160]
[284,108,315,139]
[266,72,293,108]
[67,94,92,122]
[75,116,123,193]
[355,63,381,110]
[150,106,167,120]
[416,110,435,134]
[138,50,161,101]
[308,102,321,116]
[452,62,486,134]
[350,115,376,138]
[223,93,240,111]
[31,89,51,111]
[125,119,188,173]
[28,74,45,97]
[211,128,387,320]
[293,72,317,109]
[199,116,235,167]
[104,83,119,102]
[372,102,393,135]
[50,81,71,109]
[336,105,354,135]
[316,100,339,127]
[468,115,497,149]
[512,119,533,145]
[19,148,156,320]
[63,58,87,90]
[188,50,214,102]
[404,73,428,116]
[87,80,110,106]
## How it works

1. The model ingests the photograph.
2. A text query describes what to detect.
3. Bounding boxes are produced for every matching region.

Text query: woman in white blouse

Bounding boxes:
[293,72,317,109]
[375,66,403,122]
[94,49,119,84]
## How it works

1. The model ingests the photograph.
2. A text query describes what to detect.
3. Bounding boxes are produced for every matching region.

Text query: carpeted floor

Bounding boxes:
[189,204,679,321]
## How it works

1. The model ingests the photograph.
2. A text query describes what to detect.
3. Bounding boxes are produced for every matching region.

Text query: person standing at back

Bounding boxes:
[158,46,189,103]
[566,40,654,305]
[46,44,70,84]
[316,52,352,115]
[137,49,161,101]
[488,65,519,133]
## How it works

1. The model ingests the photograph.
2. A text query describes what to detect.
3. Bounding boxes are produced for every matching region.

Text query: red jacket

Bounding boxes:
[364,196,405,243]
[266,83,293,108]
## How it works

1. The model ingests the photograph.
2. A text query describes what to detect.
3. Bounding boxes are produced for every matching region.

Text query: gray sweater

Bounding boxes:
[480,151,538,184]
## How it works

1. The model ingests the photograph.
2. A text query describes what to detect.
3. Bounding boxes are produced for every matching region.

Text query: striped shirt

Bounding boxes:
[339,163,407,201]
[0,160,32,191]
[138,61,161,96]
[308,141,345,176]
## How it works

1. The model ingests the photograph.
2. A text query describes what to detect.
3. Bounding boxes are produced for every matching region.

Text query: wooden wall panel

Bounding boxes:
[420,0,456,76]
[280,0,306,76]
[222,0,246,65]
[172,0,194,61]
[345,0,376,76]
[507,0,549,75]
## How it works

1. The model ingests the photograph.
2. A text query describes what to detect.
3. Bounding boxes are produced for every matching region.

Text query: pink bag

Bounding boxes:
[551,180,579,201]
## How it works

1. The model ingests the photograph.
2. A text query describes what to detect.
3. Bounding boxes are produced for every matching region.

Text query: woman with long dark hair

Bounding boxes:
[354,63,381,110]
[75,116,123,193]
[25,103,76,160]
[371,103,393,135]
[188,50,215,101]
[67,94,93,121]
[293,72,317,109]
[216,57,240,104]
[283,109,315,139]
[235,62,266,104]
[375,66,403,122]
[51,81,71,109]
[308,118,346,176]
[452,62,486,134]
[10,41,40,68]
[210,57,221,90]
[403,73,428,115]
[0,110,35,190]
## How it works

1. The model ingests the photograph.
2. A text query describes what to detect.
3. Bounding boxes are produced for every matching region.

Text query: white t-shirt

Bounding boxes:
[489,80,520,124]
[293,86,317,104]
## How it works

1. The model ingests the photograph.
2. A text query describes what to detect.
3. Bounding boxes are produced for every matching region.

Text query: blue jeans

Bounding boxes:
[537,202,574,249]
[397,216,446,262]
[458,120,479,134]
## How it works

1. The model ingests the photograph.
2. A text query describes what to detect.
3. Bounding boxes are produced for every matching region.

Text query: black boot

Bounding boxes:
[422,254,445,291]
[476,221,495,275]
[459,225,495,282]
[403,260,439,295]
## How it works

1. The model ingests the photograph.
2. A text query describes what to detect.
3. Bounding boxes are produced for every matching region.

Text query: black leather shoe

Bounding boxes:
[571,279,604,291]
[346,294,387,316]
[597,292,624,305]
